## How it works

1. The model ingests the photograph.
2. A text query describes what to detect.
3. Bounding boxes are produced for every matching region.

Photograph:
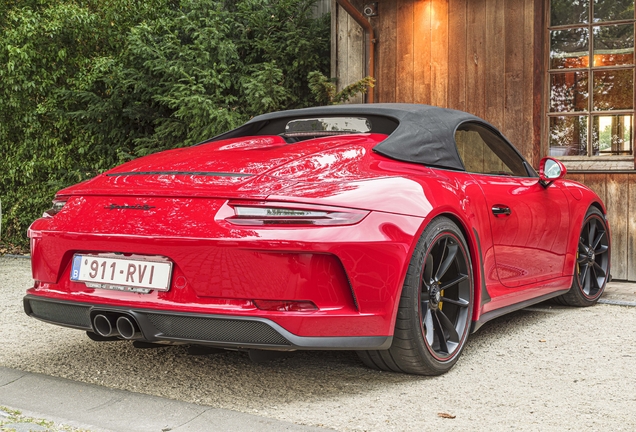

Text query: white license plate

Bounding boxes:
[70,254,172,291]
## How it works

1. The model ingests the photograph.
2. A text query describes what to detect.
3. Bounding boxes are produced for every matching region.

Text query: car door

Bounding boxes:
[455,122,570,288]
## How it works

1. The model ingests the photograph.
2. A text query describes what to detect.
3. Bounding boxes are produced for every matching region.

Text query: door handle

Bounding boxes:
[492,205,511,216]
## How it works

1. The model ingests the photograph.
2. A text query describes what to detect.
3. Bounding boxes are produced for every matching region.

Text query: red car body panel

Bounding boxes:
[25,115,608,349]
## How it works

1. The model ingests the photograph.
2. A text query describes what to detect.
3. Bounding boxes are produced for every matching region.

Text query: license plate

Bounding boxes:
[71,254,172,292]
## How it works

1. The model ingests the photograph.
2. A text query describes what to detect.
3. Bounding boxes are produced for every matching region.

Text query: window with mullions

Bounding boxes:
[548,0,635,160]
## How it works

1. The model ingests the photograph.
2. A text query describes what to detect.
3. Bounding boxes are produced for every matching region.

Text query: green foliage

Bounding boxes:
[308,71,374,105]
[0,0,330,250]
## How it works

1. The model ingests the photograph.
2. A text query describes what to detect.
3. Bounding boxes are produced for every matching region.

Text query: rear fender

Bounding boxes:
[386,200,491,331]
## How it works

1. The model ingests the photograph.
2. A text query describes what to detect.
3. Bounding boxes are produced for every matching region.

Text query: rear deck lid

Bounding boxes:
[58,134,386,198]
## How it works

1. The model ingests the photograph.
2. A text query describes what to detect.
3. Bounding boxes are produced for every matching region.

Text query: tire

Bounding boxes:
[555,206,610,307]
[357,217,473,375]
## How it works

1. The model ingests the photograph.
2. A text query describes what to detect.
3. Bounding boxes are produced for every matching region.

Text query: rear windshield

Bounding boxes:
[206,113,399,145]
[284,117,372,137]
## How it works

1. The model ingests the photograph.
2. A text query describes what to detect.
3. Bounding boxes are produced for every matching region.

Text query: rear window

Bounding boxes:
[284,117,372,137]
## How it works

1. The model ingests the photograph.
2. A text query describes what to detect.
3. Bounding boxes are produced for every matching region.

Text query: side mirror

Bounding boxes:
[539,157,566,188]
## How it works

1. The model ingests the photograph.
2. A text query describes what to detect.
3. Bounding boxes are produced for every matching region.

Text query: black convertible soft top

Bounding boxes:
[209,103,495,171]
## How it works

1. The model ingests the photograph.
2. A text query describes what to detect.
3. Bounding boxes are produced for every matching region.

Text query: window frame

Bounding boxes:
[455,122,537,178]
[544,0,636,171]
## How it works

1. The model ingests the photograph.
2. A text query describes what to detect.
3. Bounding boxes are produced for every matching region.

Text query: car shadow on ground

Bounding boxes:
[3,301,571,412]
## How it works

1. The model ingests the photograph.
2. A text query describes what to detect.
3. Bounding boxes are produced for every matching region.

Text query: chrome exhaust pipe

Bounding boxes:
[116,315,142,340]
[93,314,118,338]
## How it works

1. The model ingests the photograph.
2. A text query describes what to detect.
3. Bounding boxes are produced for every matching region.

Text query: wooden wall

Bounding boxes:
[313,0,331,17]
[334,0,540,165]
[332,0,366,104]
[567,172,636,281]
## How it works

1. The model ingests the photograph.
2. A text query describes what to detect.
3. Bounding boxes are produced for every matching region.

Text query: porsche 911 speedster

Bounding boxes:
[25,104,611,375]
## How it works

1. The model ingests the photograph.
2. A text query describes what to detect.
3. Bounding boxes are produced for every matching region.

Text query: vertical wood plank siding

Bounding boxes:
[629,180,636,281]
[334,0,365,104]
[334,0,636,281]
[485,0,505,130]
[396,0,415,102]
[608,174,629,279]
[313,0,331,17]
[365,0,536,163]
[566,173,635,281]
[413,1,431,103]
[465,0,487,123]
[330,0,337,79]
[431,0,449,106]
[503,0,525,156]
[377,1,397,102]
[531,0,545,166]
[447,0,466,111]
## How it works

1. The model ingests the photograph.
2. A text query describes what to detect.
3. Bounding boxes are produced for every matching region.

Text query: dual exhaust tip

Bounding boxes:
[93,313,141,340]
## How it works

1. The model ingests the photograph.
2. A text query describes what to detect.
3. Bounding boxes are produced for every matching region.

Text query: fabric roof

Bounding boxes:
[209,103,497,171]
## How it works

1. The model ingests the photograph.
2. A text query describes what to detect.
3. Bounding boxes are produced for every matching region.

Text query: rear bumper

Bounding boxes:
[27,196,425,338]
[23,295,392,350]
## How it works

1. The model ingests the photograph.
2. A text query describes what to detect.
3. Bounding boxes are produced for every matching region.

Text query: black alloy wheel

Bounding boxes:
[420,234,471,360]
[556,207,610,307]
[357,217,473,375]
[577,213,609,297]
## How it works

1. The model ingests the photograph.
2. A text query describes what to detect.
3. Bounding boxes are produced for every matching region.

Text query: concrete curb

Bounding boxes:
[0,254,30,259]
[598,298,636,307]
[0,367,327,432]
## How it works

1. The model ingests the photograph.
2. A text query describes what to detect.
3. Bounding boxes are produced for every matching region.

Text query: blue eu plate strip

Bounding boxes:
[71,255,83,281]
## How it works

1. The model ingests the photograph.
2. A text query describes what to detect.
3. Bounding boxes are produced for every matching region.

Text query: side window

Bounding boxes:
[455,123,528,176]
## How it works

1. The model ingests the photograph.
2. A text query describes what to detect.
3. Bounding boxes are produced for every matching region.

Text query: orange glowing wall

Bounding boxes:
[333,0,542,165]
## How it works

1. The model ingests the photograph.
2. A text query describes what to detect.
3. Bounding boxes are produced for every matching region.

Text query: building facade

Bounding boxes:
[333,0,636,280]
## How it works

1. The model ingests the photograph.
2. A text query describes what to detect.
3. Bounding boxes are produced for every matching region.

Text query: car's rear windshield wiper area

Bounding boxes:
[279,117,372,142]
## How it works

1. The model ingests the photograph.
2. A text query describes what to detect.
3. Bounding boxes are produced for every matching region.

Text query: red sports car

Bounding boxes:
[25,104,610,375]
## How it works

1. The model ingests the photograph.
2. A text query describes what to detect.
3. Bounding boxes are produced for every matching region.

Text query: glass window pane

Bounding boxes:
[592,114,633,154]
[592,69,634,110]
[455,124,527,176]
[593,24,634,66]
[551,28,590,69]
[593,0,634,23]
[550,71,590,112]
[551,0,589,26]
[549,116,589,156]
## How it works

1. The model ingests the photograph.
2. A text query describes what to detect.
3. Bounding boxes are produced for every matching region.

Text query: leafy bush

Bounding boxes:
[0,0,330,250]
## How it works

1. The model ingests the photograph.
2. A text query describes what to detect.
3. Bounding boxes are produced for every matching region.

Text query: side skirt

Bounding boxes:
[470,289,570,333]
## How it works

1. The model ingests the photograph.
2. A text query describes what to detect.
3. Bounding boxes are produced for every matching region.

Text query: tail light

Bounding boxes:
[43,197,68,218]
[226,201,368,226]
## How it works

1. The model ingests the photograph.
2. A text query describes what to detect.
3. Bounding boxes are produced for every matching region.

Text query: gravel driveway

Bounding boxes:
[2,256,635,431]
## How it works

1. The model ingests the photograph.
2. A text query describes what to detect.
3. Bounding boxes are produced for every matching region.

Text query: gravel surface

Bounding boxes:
[2,256,635,431]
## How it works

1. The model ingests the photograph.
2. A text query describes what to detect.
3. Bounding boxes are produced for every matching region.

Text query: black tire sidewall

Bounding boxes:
[572,207,610,303]
[400,217,474,373]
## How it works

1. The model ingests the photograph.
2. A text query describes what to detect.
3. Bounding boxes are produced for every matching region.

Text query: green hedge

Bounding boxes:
[0,0,330,250]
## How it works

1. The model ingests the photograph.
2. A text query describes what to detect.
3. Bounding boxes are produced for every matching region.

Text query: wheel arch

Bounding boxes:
[589,201,606,217]
[397,209,485,329]
[436,211,488,322]
[558,203,611,305]
[563,198,611,279]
